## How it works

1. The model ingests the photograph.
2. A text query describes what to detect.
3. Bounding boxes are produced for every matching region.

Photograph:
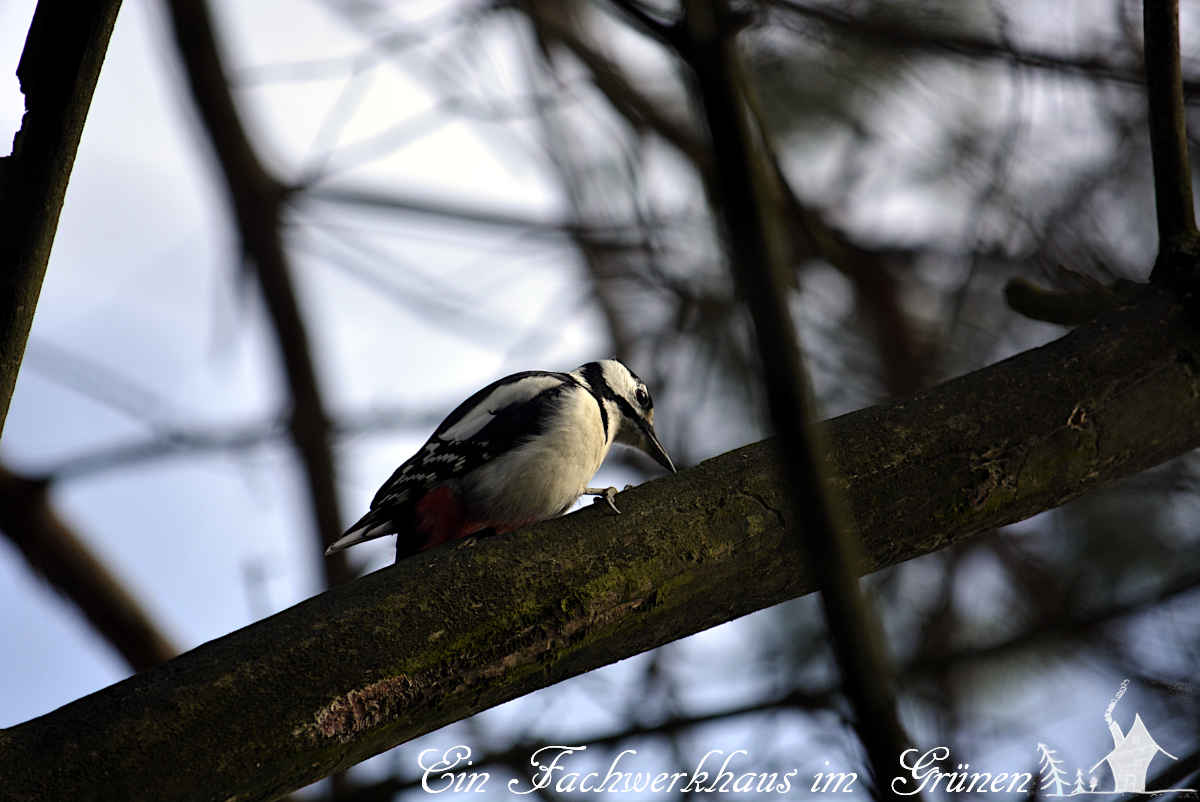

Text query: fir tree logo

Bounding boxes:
[1038,743,1071,796]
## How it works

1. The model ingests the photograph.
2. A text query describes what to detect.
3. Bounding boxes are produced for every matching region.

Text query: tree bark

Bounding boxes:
[1,287,1199,801]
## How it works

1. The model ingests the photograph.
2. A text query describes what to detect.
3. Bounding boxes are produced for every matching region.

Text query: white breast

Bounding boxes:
[459,386,611,527]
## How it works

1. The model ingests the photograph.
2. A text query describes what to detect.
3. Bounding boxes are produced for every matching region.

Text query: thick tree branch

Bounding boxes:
[3,289,1200,801]
[161,0,349,585]
[0,0,122,436]
[0,465,176,672]
[678,3,912,797]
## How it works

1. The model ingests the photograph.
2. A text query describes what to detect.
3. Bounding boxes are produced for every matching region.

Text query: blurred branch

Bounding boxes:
[768,0,1200,101]
[0,464,176,672]
[0,0,122,436]
[161,0,350,586]
[23,336,181,427]
[39,405,442,482]
[6,269,1199,799]
[909,552,1200,671]
[767,153,931,396]
[524,7,638,359]
[303,184,649,243]
[530,2,929,396]
[525,2,709,167]
[1143,0,1200,286]
[678,2,912,797]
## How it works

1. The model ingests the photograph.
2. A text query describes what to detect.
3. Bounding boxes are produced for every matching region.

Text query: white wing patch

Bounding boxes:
[439,375,564,442]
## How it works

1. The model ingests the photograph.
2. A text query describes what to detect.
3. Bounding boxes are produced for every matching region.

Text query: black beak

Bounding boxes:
[637,419,676,473]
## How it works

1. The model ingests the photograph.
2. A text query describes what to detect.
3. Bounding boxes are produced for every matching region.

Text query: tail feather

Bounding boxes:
[325,511,394,555]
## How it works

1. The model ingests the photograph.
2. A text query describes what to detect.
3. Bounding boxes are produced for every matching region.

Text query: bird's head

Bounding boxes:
[574,359,676,474]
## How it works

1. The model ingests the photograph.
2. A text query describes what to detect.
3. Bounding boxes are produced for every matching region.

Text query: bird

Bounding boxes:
[326,359,676,561]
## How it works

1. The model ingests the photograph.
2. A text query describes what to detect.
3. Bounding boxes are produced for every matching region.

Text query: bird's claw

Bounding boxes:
[586,486,621,515]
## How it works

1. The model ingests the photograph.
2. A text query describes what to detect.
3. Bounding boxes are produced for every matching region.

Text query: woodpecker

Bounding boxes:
[326,359,675,560]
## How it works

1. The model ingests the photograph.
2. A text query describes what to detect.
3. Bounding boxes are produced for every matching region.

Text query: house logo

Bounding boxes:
[1037,680,1194,796]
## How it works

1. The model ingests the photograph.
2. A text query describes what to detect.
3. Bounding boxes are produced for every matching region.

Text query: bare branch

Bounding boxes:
[679,2,913,796]
[161,0,350,585]
[38,405,442,483]
[0,0,123,435]
[523,8,640,359]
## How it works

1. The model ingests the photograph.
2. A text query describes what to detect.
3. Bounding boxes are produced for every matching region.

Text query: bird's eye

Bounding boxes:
[635,387,650,408]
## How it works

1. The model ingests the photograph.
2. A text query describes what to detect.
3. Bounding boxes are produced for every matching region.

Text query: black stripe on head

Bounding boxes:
[614,396,643,428]
[576,362,612,441]
[581,360,650,432]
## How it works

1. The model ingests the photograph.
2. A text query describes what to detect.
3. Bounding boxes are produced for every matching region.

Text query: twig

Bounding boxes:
[0,0,123,435]
[303,184,644,241]
[677,2,914,798]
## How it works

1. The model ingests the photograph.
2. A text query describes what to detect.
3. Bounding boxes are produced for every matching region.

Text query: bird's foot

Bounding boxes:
[585,486,621,514]
[455,527,500,550]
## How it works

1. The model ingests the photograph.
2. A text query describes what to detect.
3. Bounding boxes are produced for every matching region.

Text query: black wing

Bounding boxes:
[368,370,575,510]
[333,370,579,550]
